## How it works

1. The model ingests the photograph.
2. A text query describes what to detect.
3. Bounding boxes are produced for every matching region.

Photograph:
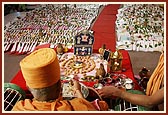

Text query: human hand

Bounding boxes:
[97,86,123,98]
[72,79,84,98]
[72,79,81,91]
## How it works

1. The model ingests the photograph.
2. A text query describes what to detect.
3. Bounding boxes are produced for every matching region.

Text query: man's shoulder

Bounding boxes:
[12,99,33,111]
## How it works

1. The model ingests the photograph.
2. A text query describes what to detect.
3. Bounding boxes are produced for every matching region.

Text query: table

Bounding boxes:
[10,47,141,99]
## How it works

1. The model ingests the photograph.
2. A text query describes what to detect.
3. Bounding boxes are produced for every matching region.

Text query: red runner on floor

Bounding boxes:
[10,4,142,97]
[92,4,121,52]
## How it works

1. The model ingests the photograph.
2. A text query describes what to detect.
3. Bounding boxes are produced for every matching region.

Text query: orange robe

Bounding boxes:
[12,98,108,111]
[146,52,164,96]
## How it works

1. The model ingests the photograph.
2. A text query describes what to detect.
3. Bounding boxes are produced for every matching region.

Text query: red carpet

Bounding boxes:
[92,4,121,52]
[10,4,142,97]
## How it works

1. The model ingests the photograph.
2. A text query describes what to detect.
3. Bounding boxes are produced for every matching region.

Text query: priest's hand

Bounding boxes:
[72,79,84,98]
[97,86,123,98]
[72,79,81,91]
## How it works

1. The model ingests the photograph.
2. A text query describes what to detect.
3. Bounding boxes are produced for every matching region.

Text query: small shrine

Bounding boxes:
[110,50,123,72]
[74,30,94,56]
[98,46,123,72]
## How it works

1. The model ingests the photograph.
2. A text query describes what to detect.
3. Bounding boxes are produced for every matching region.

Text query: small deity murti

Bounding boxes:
[110,50,123,72]
[56,43,64,55]
[95,63,106,80]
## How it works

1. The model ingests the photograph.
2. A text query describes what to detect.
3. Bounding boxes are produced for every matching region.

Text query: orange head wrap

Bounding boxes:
[20,48,60,89]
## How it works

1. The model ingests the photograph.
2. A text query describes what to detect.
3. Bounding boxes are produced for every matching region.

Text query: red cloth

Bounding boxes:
[120,50,141,90]
[10,4,142,97]
[34,43,52,51]
[92,4,121,52]
[10,48,141,97]
[10,70,27,91]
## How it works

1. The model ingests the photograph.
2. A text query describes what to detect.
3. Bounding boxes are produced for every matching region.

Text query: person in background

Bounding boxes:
[98,52,164,111]
[12,48,108,111]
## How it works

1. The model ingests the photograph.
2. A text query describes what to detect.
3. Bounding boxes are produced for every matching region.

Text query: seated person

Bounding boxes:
[98,52,164,111]
[12,48,108,111]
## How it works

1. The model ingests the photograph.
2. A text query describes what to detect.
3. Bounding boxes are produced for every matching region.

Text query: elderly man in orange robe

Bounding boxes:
[12,48,108,111]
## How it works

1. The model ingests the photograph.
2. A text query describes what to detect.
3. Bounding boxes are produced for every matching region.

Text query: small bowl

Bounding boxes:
[94,83,103,89]
[104,77,113,84]
[124,83,134,90]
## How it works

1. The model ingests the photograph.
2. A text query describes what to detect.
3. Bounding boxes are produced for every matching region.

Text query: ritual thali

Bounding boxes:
[59,52,135,91]
[59,53,108,81]
[62,82,89,99]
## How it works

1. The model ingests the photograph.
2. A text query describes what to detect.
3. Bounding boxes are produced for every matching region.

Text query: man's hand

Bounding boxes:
[72,79,81,91]
[97,86,123,98]
[72,79,83,98]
